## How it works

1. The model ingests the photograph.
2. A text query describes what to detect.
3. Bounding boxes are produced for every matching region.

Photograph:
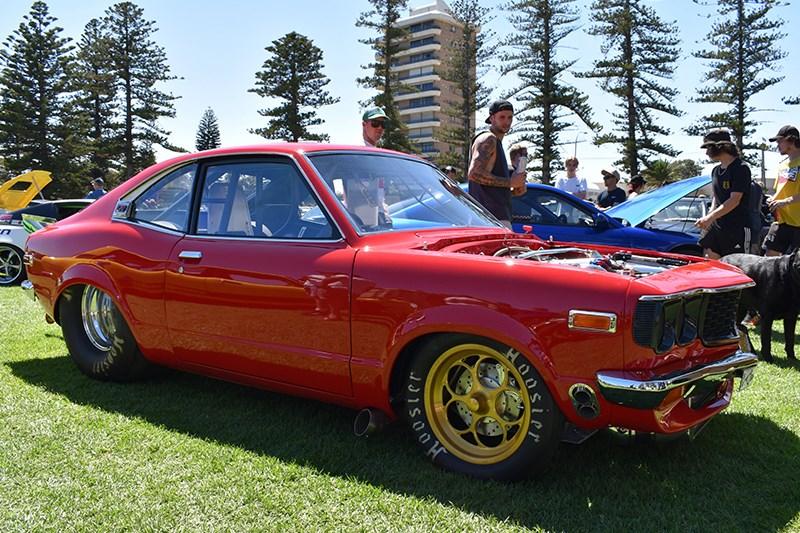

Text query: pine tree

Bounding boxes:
[71,17,122,183]
[356,0,417,153]
[502,0,598,185]
[196,107,221,151]
[689,0,787,153]
[101,2,178,178]
[249,32,339,142]
[580,0,682,175]
[0,1,74,177]
[434,0,496,177]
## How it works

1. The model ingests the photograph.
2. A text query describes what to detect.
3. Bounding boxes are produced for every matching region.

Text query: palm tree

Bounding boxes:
[642,160,672,187]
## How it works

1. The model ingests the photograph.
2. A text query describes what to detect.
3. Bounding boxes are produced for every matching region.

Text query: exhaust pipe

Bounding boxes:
[353,408,391,437]
[569,383,600,419]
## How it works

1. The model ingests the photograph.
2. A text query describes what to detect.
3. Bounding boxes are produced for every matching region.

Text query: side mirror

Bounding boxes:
[594,213,610,229]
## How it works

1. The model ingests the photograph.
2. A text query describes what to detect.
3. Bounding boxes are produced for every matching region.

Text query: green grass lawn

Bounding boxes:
[2,285,799,532]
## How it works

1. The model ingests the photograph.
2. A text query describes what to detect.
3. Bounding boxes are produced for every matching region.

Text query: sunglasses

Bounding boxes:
[370,120,385,129]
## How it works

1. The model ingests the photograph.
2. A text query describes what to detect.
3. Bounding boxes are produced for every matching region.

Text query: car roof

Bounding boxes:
[163,143,416,163]
[606,175,712,227]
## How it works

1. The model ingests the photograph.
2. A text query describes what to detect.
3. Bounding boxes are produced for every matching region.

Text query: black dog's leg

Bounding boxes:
[785,313,797,360]
[759,317,774,362]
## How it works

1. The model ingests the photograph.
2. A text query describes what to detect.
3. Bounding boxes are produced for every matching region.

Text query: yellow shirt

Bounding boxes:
[774,157,800,226]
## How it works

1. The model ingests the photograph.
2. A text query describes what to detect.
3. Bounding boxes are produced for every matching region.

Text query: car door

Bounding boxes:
[164,157,355,396]
[512,187,632,248]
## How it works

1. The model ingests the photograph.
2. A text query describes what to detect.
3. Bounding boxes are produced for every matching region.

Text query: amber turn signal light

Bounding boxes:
[569,310,617,333]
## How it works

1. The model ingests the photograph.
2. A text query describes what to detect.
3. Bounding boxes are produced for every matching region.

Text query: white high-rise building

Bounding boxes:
[393,0,473,162]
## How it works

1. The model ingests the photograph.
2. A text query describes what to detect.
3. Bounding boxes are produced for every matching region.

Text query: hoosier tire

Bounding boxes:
[59,284,152,382]
[403,334,564,480]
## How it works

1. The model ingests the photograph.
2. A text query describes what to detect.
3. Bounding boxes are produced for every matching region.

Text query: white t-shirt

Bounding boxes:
[555,176,588,195]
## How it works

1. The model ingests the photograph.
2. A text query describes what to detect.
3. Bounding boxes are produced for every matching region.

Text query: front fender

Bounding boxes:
[390,303,558,381]
[349,302,563,417]
[348,248,630,419]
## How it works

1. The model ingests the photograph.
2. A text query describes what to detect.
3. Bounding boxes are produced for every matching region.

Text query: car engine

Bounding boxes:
[492,246,690,277]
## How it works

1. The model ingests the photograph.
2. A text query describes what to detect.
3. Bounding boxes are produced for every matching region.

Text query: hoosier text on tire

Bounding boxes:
[404,334,564,480]
[59,284,153,382]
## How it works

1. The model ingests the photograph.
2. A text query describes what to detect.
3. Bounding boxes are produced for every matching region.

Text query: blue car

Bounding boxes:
[510,175,712,256]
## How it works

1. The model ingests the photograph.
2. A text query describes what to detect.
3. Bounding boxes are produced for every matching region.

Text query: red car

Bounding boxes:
[23,144,757,480]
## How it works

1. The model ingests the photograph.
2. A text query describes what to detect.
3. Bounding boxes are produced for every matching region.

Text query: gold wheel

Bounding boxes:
[424,343,530,464]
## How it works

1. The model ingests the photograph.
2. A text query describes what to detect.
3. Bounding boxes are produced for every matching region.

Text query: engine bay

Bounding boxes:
[491,246,690,277]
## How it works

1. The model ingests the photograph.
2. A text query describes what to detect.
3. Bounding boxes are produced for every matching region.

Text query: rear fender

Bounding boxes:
[52,262,174,366]
[52,263,128,326]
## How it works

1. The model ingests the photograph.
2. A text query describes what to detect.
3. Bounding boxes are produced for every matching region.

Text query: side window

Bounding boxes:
[198,160,336,239]
[132,165,196,231]
[536,193,592,226]
[512,195,542,225]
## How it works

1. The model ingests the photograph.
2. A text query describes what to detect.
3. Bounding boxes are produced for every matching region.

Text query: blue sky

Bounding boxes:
[1,0,798,189]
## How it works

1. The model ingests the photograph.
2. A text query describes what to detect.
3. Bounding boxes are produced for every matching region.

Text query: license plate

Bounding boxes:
[739,366,755,391]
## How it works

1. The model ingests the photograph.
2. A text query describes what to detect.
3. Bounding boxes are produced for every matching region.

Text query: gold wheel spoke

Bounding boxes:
[426,343,532,463]
[444,361,475,398]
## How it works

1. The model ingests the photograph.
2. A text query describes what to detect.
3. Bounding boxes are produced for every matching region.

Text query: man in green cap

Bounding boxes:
[362,107,388,147]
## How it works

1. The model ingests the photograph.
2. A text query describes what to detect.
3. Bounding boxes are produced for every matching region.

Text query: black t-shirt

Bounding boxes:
[712,158,751,228]
[597,187,627,208]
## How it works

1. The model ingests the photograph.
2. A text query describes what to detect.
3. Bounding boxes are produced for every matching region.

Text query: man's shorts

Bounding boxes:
[763,222,800,253]
[699,223,751,257]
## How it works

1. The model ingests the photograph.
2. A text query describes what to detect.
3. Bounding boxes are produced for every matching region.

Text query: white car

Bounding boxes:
[0,199,92,285]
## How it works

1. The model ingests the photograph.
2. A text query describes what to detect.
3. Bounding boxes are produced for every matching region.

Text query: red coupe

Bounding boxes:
[23,144,757,480]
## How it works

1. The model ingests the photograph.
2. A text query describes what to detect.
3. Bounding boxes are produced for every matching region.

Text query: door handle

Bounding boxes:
[178,251,203,261]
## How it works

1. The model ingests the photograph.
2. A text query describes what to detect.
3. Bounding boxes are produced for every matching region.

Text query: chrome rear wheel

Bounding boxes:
[81,285,118,351]
[60,284,152,382]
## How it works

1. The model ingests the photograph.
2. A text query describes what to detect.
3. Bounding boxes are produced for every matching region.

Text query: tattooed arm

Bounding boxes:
[468,133,510,187]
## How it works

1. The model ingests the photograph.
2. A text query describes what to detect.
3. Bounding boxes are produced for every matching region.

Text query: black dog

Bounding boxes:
[721,250,800,362]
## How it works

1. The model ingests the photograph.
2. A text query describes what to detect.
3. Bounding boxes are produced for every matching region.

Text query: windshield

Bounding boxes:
[650,196,708,223]
[645,195,708,234]
[307,152,501,234]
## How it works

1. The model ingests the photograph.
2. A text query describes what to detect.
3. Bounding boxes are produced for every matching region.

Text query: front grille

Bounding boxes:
[633,301,659,346]
[633,289,741,352]
[700,290,740,344]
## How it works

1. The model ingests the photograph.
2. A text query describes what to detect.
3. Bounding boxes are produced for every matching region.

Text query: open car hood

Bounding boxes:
[0,170,52,211]
[605,175,711,227]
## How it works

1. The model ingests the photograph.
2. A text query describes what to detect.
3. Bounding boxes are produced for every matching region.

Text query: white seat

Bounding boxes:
[207,182,253,236]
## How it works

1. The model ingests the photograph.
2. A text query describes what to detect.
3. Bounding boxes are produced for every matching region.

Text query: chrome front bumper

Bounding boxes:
[596,351,758,409]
